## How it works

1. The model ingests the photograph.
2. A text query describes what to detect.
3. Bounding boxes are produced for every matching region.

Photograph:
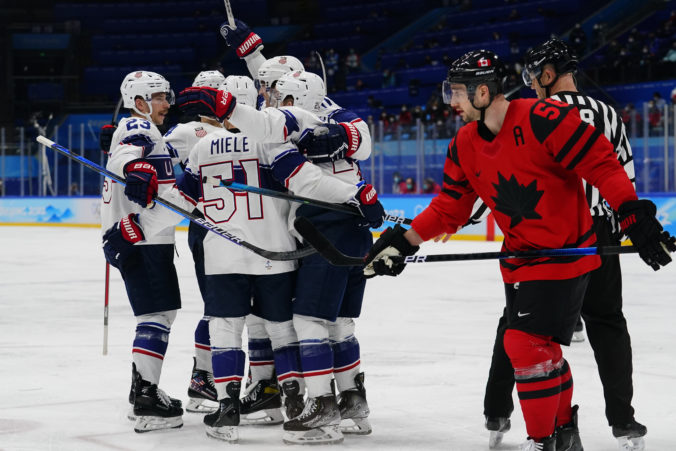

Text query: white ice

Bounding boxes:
[1,226,674,451]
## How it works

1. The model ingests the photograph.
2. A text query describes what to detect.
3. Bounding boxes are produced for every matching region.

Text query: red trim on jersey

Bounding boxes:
[285,161,306,188]
[302,368,334,378]
[334,360,360,373]
[194,343,210,351]
[277,371,303,381]
[132,348,164,360]
[214,376,242,384]
[249,360,275,366]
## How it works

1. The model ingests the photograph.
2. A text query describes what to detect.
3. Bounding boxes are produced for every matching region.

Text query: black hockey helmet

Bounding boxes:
[522,38,578,87]
[444,49,505,102]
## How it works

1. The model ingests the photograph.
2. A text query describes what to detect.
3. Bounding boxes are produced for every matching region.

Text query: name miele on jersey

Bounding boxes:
[101,116,176,245]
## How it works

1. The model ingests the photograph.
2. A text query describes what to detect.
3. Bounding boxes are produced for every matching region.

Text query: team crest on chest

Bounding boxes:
[195,127,207,138]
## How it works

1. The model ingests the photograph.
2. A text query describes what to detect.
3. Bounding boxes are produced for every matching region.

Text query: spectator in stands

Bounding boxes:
[392,172,403,194]
[346,48,360,73]
[570,23,587,55]
[422,177,441,194]
[671,87,676,105]
[304,52,321,74]
[382,69,396,88]
[411,105,424,123]
[592,22,606,48]
[507,9,520,20]
[647,99,664,136]
[621,103,642,138]
[492,31,501,41]
[653,92,666,110]
[661,41,676,62]
[325,48,339,85]
[354,79,366,91]
[399,105,413,132]
[400,177,417,194]
[69,182,80,196]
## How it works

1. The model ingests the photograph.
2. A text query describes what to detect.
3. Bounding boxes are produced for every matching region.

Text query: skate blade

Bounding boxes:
[205,425,239,442]
[571,331,586,342]
[186,397,218,413]
[617,436,645,451]
[127,406,136,422]
[134,415,183,433]
[241,408,284,426]
[340,417,372,435]
[283,425,344,445]
[489,431,505,449]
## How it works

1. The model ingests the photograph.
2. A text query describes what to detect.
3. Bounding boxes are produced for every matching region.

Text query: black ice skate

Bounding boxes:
[282,394,343,445]
[556,405,583,451]
[132,374,183,433]
[204,381,241,442]
[612,420,647,451]
[128,363,181,422]
[486,416,511,449]
[337,372,372,435]
[281,380,305,420]
[239,378,284,425]
[186,357,218,413]
[521,435,556,451]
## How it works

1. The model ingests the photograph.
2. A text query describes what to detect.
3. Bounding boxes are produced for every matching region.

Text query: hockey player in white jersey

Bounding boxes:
[108,84,384,443]
[217,71,376,444]
[162,71,243,415]
[100,70,184,433]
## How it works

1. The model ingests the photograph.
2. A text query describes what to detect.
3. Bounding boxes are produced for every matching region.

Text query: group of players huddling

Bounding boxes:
[99,15,675,451]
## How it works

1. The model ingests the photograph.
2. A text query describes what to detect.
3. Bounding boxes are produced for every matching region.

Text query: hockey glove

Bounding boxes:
[99,124,116,153]
[299,123,362,163]
[102,214,145,269]
[619,199,676,270]
[177,87,236,122]
[120,133,155,156]
[348,183,384,228]
[363,225,420,278]
[123,159,158,208]
[219,19,263,58]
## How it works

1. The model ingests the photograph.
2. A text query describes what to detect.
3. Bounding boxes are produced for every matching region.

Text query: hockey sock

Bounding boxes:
[294,314,334,398]
[329,318,361,392]
[194,317,212,372]
[246,315,275,384]
[132,311,176,385]
[556,359,574,426]
[209,317,246,400]
[504,328,563,440]
[265,319,303,386]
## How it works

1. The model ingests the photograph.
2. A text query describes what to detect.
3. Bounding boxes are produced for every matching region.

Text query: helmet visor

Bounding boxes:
[442,80,468,104]
[522,65,542,87]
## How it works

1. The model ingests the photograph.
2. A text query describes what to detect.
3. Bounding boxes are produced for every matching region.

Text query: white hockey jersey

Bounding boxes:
[101,116,176,245]
[228,104,370,186]
[164,121,223,166]
[138,128,359,275]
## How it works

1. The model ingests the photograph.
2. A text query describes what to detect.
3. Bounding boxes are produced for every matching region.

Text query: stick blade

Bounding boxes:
[293,216,364,266]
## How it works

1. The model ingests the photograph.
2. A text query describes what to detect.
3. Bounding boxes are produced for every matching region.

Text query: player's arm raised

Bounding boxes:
[219,19,266,79]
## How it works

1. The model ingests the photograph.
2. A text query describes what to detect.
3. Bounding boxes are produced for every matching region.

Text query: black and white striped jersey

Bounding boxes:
[464,91,635,234]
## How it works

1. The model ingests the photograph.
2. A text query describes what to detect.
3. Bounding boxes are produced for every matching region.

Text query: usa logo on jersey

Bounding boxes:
[195,127,207,138]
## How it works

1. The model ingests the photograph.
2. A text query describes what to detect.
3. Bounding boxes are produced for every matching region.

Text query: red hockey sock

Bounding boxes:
[503,329,564,440]
[556,358,574,426]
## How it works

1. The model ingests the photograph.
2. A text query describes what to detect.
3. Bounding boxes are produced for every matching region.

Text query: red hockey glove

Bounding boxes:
[123,160,158,208]
[99,124,116,153]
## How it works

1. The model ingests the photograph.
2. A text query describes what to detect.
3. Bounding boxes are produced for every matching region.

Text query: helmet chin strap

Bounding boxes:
[133,99,153,123]
[536,73,559,98]
[469,92,494,123]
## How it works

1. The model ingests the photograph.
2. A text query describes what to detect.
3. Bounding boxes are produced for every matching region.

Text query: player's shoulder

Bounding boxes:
[525,98,578,144]
[116,116,161,140]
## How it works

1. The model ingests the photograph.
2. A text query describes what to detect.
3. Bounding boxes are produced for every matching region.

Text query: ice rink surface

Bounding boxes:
[1,226,674,451]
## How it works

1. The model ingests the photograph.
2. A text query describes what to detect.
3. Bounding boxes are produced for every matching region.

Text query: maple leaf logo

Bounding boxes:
[491,172,544,228]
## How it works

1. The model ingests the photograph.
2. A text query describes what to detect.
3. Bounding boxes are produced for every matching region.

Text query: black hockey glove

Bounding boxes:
[219,19,263,58]
[619,199,676,270]
[123,159,158,208]
[299,123,361,163]
[99,124,116,153]
[102,214,145,269]
[363,225,420,278]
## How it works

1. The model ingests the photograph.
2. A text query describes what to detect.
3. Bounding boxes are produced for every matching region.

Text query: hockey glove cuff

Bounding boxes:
[102,214,145,269]
[177,87,236,121]
[99,124,117,153]
[124,160,158,208]
[348,183,384,229]
[301,123,361,163]
[219,19,263,58]
[619,199,676,270]
[363,225,419,278]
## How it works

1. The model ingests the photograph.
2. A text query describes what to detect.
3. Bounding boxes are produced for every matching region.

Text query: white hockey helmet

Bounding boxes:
[192,70,226,88]
[220,75,257,108]
[276,70,326,113]
[120,70,174,117]
[257,55,305,88]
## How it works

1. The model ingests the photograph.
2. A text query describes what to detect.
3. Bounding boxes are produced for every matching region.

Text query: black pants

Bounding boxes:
[483,216,635,426]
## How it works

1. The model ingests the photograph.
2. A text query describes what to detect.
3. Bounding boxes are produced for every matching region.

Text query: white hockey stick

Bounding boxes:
[224,0,235,28]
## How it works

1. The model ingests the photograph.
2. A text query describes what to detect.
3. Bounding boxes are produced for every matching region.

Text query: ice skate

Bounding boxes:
[239,378,284,425]
[128,363,181,422]
[571,321,585,343]
[204,382,241,442]
[556,405,583,451]
[282,394,343,445]
[486,416,511,449]
[186,358,218,413]
[338,372,371,435]
[613,420,647,451]
[133,379,183,433]
[282,380,305,420]
[521,435,556,451]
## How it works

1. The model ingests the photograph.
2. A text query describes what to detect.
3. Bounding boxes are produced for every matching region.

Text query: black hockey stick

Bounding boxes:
[203,176,412,225]
[294,216,638,266]
[37,136,315,261]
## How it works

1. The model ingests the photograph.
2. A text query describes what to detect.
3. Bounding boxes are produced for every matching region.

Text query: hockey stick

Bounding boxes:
[203,176,413,225]
[224,0,235,28]
[36,136,315,261]
[103,262,110,355]
[294,216,638,266]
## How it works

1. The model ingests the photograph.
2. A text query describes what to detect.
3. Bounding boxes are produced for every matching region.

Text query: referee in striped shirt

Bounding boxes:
[482,38,646,451]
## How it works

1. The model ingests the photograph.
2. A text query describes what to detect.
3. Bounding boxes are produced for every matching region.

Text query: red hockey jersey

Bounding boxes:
[411,98,637,283]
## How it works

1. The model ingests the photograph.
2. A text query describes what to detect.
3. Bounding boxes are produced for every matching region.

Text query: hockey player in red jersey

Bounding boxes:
[363,50,675,451]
